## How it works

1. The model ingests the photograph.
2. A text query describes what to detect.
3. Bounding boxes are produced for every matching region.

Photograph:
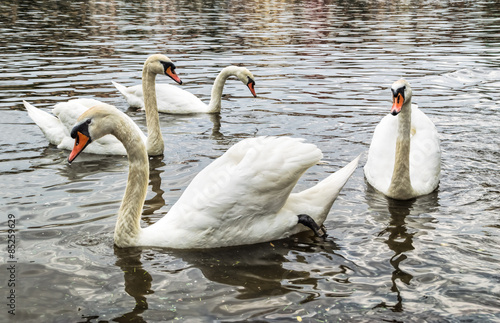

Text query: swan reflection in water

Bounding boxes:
[365,184,439,312]
[110,234,349,322]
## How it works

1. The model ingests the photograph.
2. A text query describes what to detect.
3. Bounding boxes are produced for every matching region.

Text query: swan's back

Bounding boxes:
[113,82,207,113]
[154,84,208,113]
[141,136,323,248]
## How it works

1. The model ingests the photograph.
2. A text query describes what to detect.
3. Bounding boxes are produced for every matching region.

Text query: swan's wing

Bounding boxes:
[409,107,441,193]
[23,100,67,146]
[364,114,398,193]
[154,84,207,113]
[164,136,322,227]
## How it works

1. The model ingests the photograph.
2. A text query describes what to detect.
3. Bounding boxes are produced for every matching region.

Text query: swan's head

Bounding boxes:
[144,54,182,85]
[68,104,121,163]
[390,79,412,116]
[225,66,257,98]
[239,67,257,98]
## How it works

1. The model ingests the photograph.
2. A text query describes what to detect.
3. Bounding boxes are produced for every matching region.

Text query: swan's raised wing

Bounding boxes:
[156,137,322,238]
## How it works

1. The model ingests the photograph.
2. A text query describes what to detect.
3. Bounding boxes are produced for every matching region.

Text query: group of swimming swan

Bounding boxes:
[23,54,441,249]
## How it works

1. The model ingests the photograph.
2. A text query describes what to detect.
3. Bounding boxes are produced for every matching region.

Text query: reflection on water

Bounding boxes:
[1,0,500,322]
[110,235,348,321]
[366,187,440,313]
[113,247,153,323]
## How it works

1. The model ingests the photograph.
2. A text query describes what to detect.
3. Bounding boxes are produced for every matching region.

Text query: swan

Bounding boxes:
[23,54,182,156]
[364,79,441,200]
[112,65,257,114]
[68,104,360,249]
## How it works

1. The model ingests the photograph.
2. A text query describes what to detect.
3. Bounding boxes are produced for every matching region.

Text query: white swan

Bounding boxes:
[112,65,257,114]
[68,104,360,249]
[23,54,182,156]
[364,79,441,200]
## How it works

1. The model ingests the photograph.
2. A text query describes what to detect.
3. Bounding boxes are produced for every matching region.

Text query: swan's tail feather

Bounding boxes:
[23,100,65,146]
[288,154,361,224]
[112,81,128,98]
[112,81,144,109]
[314,154,361,197]
[312,154,360,198]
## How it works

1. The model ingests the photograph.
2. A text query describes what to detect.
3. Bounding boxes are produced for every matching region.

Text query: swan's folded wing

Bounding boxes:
[154,83,207,113]
[409,108,441,193]
[364,114,398,192]
[166,136,323,229]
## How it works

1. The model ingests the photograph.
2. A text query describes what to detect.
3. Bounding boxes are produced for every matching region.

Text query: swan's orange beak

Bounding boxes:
[391,93,404,116]
[68,132,91,163]
[166,66,182,85]
[247,81,257,97]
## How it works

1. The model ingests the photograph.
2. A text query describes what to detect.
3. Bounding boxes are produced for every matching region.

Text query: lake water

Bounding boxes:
[1,0,499,322]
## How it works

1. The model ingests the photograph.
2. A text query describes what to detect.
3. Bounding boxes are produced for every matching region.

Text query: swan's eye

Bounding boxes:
[86,119,92,125]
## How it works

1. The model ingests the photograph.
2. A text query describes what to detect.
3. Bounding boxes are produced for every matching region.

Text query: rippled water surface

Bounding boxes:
[1,0,499,322]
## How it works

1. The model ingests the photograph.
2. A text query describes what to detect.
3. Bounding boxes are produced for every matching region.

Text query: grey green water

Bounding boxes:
[0,0,499,322]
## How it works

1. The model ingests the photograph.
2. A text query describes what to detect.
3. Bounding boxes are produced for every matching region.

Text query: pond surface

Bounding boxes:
[1,0,499,322]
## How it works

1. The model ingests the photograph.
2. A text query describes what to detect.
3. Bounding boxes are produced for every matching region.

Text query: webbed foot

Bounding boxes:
[297,214,327,238]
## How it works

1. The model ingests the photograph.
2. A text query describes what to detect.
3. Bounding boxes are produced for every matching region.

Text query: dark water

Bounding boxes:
[1,0,499,322]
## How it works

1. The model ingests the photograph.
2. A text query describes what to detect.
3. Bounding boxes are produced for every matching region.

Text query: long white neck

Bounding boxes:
[142,65,164,155]
[112,115,149,247]
[207,66,240,113]
[388,99,414,199]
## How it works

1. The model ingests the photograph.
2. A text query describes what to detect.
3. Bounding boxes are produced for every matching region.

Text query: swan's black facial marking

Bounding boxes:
[160,61,182,84]
[247,76,257,97]
[391,85,406,116]
[70,119,92,141]
[391,85,406,101]
[160,61,176,73]
[68,119,93,163]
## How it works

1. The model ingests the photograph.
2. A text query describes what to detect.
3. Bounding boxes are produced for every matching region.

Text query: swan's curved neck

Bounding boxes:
[207,67,238,113]
[112,116,149,247]
[143,66,164,155]
[388,99,414,199]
